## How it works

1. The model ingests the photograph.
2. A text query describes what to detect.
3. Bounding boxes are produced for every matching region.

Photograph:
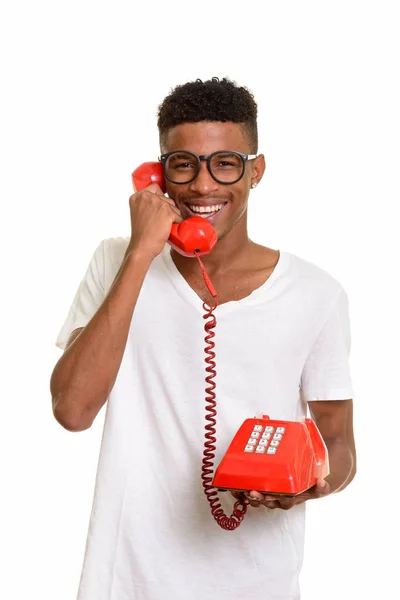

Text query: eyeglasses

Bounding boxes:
[159,150,258,185]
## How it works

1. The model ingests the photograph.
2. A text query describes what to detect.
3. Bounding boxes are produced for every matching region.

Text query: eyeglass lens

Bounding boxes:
[165,151,244,184]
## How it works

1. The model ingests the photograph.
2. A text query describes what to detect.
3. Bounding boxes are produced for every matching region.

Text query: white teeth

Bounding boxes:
[188,204,224,214]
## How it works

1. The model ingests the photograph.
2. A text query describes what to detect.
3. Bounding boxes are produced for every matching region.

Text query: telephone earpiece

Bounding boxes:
[132,161,166,193]
[132,162,217,257]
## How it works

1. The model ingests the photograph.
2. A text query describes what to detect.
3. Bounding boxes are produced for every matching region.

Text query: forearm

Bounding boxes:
[50,249,153,431]
[324,437,356,493]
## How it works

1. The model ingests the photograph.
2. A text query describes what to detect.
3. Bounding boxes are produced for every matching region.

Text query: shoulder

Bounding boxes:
[87,237,130,263]
[91,237,130,292]
[102,236,130,258]
[97,237,168,292]
[89,236,130,271]
[281,250,347,308]
[284,251,343,287]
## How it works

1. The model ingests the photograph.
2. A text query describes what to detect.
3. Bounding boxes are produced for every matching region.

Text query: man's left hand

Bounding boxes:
[231,478,331,510]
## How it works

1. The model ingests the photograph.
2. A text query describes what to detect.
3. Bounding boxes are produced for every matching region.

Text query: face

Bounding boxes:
[162,122,265,241]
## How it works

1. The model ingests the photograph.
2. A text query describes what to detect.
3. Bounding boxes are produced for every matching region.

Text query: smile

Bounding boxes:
[187,203,226,217]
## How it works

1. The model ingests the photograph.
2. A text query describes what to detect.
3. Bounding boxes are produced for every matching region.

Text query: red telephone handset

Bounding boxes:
[131,162,218,257]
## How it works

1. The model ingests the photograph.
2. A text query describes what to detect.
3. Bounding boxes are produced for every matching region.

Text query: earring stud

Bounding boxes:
[251,183,258,189]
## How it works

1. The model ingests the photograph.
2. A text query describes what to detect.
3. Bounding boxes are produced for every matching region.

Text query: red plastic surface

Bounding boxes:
[131,162,217,257]
[132,161,166,193]
[212,416,329,496]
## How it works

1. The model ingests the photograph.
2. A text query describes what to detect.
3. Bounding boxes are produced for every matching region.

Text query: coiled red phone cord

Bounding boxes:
[195,253,248,530]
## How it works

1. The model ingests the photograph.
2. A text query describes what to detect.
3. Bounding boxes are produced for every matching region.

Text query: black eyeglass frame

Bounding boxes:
[158,150,258,185]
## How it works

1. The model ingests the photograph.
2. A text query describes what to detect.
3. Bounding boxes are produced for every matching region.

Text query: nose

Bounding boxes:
[188,161,219,195]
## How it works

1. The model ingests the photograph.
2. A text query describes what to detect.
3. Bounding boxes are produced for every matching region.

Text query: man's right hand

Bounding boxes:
[125,183,183,260]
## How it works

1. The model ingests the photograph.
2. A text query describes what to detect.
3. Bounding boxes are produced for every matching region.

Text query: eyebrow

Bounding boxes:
[168,153,195,160]
[212,152,238,159]
[167,150,242,161]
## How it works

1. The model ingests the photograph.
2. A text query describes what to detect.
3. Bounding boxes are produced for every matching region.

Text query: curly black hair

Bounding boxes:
[157,77,258,152]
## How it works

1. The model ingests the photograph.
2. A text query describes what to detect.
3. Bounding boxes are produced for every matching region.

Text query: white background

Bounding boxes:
[1,1,399,598]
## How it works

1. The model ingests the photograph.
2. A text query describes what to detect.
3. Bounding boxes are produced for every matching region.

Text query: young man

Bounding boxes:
[51,77,356,600]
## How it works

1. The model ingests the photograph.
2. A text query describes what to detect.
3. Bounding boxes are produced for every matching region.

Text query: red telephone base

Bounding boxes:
[212,416,329,496]
[217,487,297,498]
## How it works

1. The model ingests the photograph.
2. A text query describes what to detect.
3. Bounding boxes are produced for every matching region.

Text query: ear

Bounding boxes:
[251,154,266,188]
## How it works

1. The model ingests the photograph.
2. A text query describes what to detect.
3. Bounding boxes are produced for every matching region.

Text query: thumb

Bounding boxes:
[170,206,183,223]
[316,478,331,495]
[145,182,165,195]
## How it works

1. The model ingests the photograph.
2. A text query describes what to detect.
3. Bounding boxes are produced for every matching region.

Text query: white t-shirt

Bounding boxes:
[56,238,354,600]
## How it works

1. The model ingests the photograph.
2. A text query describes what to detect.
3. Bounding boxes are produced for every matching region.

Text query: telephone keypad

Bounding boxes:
[243,422,286,454]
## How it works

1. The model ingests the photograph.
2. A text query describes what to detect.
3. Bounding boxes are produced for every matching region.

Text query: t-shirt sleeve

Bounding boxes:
[301,287,354,401]
[55,241,105,351]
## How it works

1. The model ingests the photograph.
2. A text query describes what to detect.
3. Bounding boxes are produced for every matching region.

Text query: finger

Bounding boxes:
[244,492,263,508]
[170,207,183,223]
[275,496,297,511]
[261,494,281,509]
[143,182,164,195]
[294,482,329,503]
[248,499,263,508]
[247,491,264,501]
[246,491,282,510]
[162,196,179,208]
[262,499,281,509]
[132,184,170,204]
[259,494,292,510]
[316,478,331,495]
[132,185,181,215]
[157,196,182,221]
